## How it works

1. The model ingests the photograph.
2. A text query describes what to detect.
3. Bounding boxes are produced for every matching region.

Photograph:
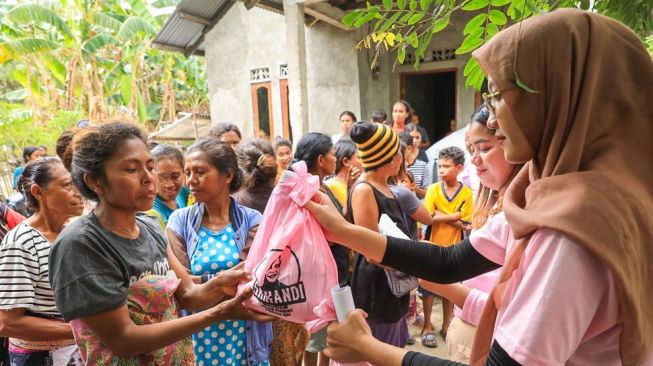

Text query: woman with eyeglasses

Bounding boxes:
[144,145,187,229]
[303,9,652,366]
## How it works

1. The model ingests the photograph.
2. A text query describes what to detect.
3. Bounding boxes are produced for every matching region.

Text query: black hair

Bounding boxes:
[18,157,62,210]
[209,122,242,139]
[273,136,292,151]
[334,139,357,174]
[151,144,184,168]
[393,100,413,122]
[398,132,413,147]
[294,132,333,173]
[187,138,243,193]
[237,138,277,190]
[339,111,357,122]
[370,109,387,123]
[439,146,465,166]
[22,146,40,162]
[71,122,147,201]
[56,130,75,171]
[470,104,491,127]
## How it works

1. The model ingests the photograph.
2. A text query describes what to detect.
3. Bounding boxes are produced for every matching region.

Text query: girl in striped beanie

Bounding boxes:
[347,121,412,348]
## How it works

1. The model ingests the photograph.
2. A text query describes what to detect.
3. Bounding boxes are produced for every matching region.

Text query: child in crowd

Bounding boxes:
[398,133,430,199]
[421,146,473,347]
[370,109,388,125]
[273,137,293,184]
[144,145,186,229]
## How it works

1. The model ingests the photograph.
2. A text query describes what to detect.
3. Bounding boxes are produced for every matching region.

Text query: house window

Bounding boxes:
[279,64,288,79]
[250,67,271,83]
[251,82,274,140]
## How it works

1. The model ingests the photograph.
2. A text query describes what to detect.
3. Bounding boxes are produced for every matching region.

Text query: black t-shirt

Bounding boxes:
[348,181,410,323]
[49,213,170,321]
[322,185,351,285]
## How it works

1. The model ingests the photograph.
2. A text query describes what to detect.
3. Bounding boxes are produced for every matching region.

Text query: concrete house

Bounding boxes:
[154,0,481,144]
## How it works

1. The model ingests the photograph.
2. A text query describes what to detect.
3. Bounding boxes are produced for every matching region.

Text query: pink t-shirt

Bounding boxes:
[469,213,626,365]
[454,268,500,326]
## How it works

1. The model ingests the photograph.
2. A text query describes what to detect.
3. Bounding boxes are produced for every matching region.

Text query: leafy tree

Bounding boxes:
[342,0,652,90]
[0,0,208,130]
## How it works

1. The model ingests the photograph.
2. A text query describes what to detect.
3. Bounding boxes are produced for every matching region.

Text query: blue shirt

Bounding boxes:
[167,200,272,366]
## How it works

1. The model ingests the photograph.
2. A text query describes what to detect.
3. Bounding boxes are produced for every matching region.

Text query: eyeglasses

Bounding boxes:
[482,90,501,115]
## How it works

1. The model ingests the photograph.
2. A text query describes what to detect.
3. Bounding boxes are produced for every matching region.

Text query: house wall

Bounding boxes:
[204,4,287,139]
[304,22,361,136]
[203,4,477,143]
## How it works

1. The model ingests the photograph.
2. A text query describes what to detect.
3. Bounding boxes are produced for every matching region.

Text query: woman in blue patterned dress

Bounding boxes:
[167,138,272,366]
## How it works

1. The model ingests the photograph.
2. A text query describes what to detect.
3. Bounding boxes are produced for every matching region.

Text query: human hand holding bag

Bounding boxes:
[237,161,339,333]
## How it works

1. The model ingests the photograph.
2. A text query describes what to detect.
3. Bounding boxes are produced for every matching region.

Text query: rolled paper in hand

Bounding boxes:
[329,286,373,366]
[332,286,356,323]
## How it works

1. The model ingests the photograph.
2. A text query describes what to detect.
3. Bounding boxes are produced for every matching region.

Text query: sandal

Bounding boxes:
[406,335,416,345]
[421,332,438,348]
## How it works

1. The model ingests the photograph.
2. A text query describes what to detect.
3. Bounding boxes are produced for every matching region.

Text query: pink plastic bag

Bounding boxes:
[238,161,338,333]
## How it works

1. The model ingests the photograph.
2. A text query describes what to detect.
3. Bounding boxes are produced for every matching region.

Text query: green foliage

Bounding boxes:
[344,0,652,90]
[0,0,209,150]
[0,105,82,155]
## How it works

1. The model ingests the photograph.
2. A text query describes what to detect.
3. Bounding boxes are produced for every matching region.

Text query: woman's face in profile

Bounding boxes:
[486,76,534,164]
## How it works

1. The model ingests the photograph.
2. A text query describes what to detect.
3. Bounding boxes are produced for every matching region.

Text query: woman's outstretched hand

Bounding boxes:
[209,287,276,323]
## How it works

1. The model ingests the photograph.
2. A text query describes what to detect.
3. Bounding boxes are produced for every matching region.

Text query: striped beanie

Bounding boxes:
[349,121,400,170]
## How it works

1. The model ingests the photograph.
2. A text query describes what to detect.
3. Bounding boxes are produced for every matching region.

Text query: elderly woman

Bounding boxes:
[0,158,84,365]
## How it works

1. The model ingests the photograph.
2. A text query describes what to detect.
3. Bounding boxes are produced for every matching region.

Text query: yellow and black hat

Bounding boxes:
[349,121,400,170]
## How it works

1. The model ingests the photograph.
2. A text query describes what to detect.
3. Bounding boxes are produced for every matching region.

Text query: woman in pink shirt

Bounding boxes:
[303,9,652,366]
[419,104,521,362]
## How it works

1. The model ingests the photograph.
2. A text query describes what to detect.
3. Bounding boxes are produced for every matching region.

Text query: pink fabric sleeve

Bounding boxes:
[460,288,489,326]
[493,229,620,365]
[468,212,511,265]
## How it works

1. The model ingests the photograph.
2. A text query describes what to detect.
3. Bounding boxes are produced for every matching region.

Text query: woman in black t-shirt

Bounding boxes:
[49,122,270,365]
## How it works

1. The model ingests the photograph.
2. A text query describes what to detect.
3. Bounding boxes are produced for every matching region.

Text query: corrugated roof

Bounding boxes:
[150,113,212,141]
[153,0,236,57]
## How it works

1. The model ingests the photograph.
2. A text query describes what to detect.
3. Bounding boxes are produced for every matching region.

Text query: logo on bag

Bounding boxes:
[252,246,306,316]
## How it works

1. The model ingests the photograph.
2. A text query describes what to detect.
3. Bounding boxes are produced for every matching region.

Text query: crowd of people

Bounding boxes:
[0,8,651,366]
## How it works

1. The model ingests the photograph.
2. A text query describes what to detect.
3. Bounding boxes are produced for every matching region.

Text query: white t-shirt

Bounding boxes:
[470,213,625,365]
[0,222,61,318]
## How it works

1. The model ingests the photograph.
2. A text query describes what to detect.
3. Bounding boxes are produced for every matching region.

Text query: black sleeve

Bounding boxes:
[381,236,499,283]
[401,341,520,366]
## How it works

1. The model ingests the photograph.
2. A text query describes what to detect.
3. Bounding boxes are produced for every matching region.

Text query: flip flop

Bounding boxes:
[406,335,416,345]
[421,332,438,348]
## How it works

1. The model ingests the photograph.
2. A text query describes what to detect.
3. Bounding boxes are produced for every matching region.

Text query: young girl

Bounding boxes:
[273,137,293,184]
[49,123,270,365]
[0,158,84,366]
[145,145,186,229]
[166,138,273,366]
[348,121,410,348]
